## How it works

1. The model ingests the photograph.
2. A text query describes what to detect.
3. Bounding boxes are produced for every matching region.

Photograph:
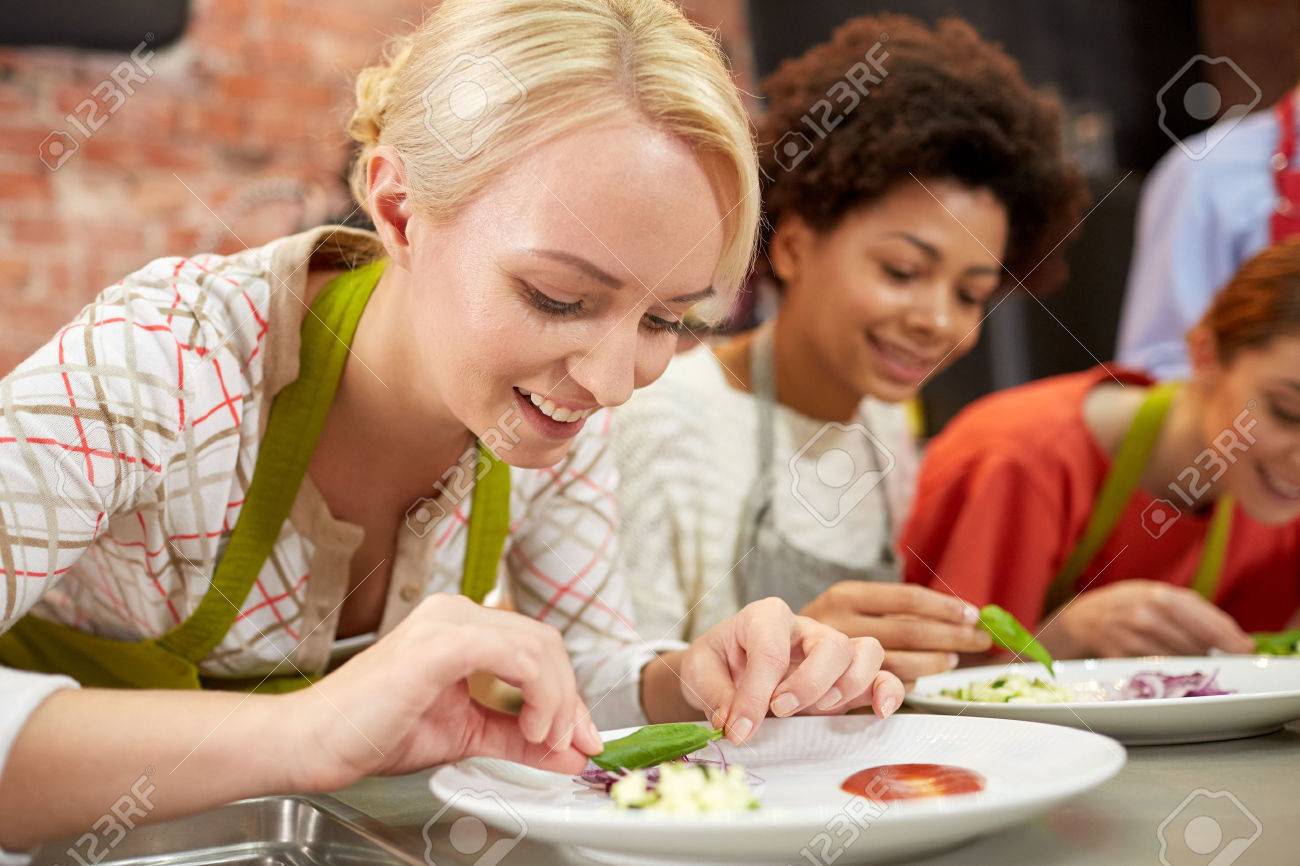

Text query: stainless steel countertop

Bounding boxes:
[323,721,1300,865]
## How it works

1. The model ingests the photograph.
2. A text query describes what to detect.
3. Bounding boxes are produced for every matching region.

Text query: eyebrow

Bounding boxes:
[882,231,1003,276]
[525,248,624,288]
[523,247,715,303]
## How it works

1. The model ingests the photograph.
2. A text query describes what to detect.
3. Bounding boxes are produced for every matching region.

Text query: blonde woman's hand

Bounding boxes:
[801,582,992,685]
[1039,580,1254,659]
[678,597,904,744]
[289,594,603,793]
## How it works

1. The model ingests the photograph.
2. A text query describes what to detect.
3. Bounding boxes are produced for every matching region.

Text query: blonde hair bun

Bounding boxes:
[345,0,759,321]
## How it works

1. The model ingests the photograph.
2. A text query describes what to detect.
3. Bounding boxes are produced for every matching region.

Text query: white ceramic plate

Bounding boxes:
[427,715,1124,865]
[908,656,1300,745]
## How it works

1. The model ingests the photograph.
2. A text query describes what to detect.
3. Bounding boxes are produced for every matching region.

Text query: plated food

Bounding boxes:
[940,668,1235,704]
[429,715,1124,865]
[575,722,761,813]
[910,656,1300,745]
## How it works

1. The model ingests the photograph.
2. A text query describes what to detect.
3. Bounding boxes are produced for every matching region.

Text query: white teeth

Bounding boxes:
[520,389,594,423]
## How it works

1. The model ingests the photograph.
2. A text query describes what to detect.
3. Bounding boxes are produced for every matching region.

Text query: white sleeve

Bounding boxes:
[505,411,684,730]
[0,668,79,865]
[0,258,260,852]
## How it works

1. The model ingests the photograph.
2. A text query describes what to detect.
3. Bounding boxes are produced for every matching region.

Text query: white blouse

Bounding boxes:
[0,227,679,863]
[613,343,918,642]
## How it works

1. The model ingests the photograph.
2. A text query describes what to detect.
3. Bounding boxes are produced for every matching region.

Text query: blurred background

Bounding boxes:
[1,0,1297,427]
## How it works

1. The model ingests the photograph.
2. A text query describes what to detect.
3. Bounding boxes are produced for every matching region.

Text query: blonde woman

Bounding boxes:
[0,1,902,855]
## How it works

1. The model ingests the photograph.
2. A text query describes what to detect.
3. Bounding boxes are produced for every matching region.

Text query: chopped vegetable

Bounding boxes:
[591,723,724,772]
[939,669,1236,704]
[1117,670,1233,699]
[1253,629,1300,656]
[608,763,759,813]
[940,674,1084,704]
[978,604,1056,676]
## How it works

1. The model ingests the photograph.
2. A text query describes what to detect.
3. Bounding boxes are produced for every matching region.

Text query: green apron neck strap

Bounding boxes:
[460,443,511,604]
[1045,381,1181,612]
[1191,494,1234,600]
[156,259,388,663]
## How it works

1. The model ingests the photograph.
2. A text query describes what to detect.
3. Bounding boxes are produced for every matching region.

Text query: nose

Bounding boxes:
[565,320,639,408]
[903,282,954,338]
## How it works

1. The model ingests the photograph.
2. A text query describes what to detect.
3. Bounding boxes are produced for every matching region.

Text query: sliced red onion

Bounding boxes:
[1118,669,1234,700]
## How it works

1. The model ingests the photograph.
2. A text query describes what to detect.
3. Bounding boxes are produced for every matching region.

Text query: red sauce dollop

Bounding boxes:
[841,763,985,802]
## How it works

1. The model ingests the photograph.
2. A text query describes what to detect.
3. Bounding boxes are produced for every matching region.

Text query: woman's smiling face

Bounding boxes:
[395,114,727,468]
[1194,333,1300,525]
[771,179,1009,404]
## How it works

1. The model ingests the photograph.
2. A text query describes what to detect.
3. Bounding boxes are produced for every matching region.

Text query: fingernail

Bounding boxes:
[585,719,601,746]
[771,693,799,717]
[729,716,754,742]
[880,696,900,718]
[815,688,843,710]
[964,605,980,623]
[946,653,959,669]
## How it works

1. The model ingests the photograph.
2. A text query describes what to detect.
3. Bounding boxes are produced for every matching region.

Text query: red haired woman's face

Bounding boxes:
[1201,335,1300,524]
[772,178,1008,404]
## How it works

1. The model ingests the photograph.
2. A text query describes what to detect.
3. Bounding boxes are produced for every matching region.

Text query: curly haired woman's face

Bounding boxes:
[772,179,1008,404]
[369,115,726,468]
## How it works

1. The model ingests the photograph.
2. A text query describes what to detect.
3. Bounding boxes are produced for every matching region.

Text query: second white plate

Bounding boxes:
[907,656,1300,745]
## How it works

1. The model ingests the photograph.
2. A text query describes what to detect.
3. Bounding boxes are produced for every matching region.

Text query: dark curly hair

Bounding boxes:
[757,14,1089,295]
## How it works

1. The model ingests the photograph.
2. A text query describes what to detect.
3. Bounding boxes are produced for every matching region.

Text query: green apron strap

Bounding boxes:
[156,259,388,663]
[460,443,511,604]
[1044,382,1181,612]
[1191,494,1234,600]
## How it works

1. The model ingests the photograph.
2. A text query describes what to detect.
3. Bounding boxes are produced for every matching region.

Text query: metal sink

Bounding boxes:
[31,796,426,866]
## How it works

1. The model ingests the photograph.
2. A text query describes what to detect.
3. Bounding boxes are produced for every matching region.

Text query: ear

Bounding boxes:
[768,213,817,289]
[1186,325,1223,387]
[366,145,414,270]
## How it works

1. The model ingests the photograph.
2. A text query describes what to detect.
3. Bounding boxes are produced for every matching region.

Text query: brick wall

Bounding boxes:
[0,0,752,377]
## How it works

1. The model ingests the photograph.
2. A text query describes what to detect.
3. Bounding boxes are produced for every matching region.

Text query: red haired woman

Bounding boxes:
[903,239,1300,658]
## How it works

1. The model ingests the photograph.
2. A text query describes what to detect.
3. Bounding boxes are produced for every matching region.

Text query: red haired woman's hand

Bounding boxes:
[1039,580,1254,659]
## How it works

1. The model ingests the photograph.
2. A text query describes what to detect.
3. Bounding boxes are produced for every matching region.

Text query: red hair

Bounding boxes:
[1201,238,1300,361]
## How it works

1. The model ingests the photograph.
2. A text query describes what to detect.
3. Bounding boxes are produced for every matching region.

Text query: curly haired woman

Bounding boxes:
[615,14,1089,685]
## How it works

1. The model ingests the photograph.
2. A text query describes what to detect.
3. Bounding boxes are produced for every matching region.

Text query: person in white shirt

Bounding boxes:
[615,13,1090,684]
[0,2,903,859]
[1117,84,1300,379]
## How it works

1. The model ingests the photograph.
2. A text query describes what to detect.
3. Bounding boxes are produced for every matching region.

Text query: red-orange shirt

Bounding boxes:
[902,366,1300,631]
